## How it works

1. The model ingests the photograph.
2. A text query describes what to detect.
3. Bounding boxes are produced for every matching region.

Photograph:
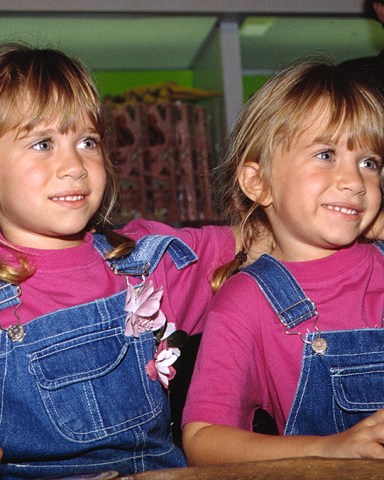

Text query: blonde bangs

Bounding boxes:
[266,71,384,160]
[0,44,103,137]
[15,79,102,137]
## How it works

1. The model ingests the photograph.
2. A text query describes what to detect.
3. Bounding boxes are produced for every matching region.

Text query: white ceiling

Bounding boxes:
[0,12,381,73]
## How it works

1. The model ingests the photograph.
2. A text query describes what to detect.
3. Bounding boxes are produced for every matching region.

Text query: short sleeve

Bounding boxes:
[182,273,263,430]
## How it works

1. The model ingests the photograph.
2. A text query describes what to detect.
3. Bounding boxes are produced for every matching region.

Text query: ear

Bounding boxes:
[238,162,272,206]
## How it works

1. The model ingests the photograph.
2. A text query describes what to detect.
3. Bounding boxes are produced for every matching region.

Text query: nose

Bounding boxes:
[336,164,366,196]
[57,147,88,180]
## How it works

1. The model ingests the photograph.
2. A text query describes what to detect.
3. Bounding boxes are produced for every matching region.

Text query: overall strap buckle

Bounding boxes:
[243,254,317,329]
[0,283,21,312]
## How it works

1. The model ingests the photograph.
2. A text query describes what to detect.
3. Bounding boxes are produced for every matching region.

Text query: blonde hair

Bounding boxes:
[0,43,133,283]
[212,58,384,291]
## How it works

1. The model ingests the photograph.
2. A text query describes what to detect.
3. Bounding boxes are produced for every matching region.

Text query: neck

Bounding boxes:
[271,241,356,262]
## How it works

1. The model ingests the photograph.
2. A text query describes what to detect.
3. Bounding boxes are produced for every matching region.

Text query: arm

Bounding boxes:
[122,219,237,335]
[183,414,384,465]
[124,218,274,266]
[182,273,384,464]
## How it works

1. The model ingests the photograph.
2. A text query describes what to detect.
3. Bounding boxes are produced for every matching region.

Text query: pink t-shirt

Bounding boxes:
[0,219,234,335]
[182,242,384,434]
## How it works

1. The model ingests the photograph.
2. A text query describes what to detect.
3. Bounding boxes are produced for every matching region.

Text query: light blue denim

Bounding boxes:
[0,234,197,479]
[243,242,384,436]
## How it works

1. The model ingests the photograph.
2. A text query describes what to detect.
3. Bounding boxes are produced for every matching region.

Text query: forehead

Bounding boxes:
[1,86,100,133]
[289,101,379,152]
[11,100,98,137]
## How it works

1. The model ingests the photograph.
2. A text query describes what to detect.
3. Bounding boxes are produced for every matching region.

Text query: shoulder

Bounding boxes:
[209,271,266,324]
[353,241,384,268]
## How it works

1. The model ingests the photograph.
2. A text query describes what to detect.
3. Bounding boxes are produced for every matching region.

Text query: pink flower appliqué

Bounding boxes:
[124,281,166,337]
[146,326,181,389]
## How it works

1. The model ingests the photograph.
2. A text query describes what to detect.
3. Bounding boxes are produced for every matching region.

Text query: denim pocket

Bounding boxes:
[330,362,384,431]
[29,328,164,442]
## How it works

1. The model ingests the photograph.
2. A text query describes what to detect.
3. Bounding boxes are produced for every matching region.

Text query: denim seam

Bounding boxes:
[30,330,126,387]
[244,255,317,329]
[7,442,179,472]
[284,339,314,435]
[82,381,106,435]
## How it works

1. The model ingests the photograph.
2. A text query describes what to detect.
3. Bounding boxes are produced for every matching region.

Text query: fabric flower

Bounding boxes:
[146,338,181,388]
[124,280,166,337]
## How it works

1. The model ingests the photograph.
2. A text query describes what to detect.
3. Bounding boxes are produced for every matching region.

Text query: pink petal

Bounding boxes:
[124,322,134,337]
[146,360,158,381]
[135,288,164,317]
[161,322,176,340]
[135,299,161,317]
[168,366,176,381]
[156,348,169,362]
[159,356,177,368]
[157,365,171,375]
[125,284,138,312]
[158,372,169,388]
[151,311,167,331]
[136,282,156,304]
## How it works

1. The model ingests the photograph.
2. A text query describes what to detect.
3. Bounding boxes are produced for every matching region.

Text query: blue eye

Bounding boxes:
[359,158,380,170]
[32,139,51,151]
[316,150,333,161]
[78,136,100,150]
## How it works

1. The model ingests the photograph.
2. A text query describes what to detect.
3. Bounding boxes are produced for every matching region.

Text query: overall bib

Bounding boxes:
[0,234,197,479]
[243,243,384,436]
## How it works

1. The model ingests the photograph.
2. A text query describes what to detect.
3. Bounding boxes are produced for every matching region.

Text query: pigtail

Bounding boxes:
[211,208,273,293]
[93,225,136,260]
[211,220,255,293]
[0,240,35,284]
[211,250,247,294]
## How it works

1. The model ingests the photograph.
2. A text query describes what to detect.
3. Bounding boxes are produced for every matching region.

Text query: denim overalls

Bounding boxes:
[243,242,384,436]
[0,233,197,479]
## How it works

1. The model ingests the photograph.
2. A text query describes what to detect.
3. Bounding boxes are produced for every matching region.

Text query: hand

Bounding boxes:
[317,409,384,459]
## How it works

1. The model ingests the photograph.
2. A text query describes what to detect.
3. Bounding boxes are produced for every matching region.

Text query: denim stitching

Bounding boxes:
[244,254,317,329]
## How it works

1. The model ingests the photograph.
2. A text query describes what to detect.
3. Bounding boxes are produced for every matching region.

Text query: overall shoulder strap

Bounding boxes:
[373,240,384,255]
[93,233,198,276]
[243,254,317,329]
[0,233,198,313]
[0,282,21,312]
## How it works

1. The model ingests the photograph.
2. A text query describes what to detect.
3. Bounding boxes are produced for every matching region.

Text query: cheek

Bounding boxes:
[8,167,49,195]
[93,163,108,191]
[369,175,382,194]
[366,177,383,210]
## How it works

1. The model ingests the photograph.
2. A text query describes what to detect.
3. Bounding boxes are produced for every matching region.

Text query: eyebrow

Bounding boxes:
[16,126,100,141]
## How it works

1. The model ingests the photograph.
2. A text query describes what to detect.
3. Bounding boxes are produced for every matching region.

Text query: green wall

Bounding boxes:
[92,70,194,98]
[93,70,271,104]
[242,75,271,102]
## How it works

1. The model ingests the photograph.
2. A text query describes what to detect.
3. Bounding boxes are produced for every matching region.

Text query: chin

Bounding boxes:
[325,238,358,249]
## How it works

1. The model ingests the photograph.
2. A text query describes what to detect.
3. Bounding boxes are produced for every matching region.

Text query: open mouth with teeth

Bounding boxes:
[323,204,358,215]
[51,195,85,201]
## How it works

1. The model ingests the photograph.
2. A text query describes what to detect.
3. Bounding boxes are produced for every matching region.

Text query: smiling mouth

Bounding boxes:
[51,195,85,202]
[323,205,358,215]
